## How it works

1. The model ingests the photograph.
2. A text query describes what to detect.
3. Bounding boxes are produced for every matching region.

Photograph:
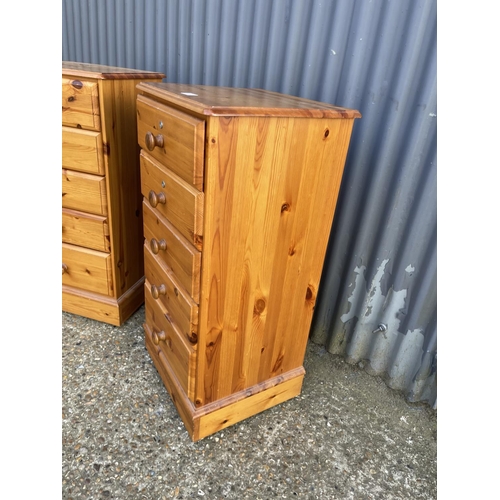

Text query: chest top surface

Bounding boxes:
[137,82,361,118]
[62,61,165,80]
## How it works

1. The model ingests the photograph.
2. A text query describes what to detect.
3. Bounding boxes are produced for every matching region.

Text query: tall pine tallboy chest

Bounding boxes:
[62,62,164,325]
[136,83,361,440]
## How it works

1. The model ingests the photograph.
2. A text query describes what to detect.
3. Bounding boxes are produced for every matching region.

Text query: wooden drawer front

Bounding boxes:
[144,244,198,344]
[137,95,205,190]
[140,152,204,249]
[145,281,196,400]
[62,169,108,216]
[62,126,104,175]
[143,201,201,303]
[62,208,110,252]
[62,78,101,131]
[62,243,112,296]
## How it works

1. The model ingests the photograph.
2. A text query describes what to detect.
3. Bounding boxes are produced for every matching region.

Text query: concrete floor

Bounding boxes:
[62,305,437,499]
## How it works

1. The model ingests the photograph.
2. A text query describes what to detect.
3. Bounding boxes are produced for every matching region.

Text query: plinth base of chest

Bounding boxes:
[145,326,305,442]
[62,277,144,326]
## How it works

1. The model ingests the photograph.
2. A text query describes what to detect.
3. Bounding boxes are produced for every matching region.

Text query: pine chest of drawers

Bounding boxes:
[136,83,361,441]
[62,62,164,326]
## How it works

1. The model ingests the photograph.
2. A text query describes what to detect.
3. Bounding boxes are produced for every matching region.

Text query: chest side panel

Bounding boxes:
[196,115,355,405]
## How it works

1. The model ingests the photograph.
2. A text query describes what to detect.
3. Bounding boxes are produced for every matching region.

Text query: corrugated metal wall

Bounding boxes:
[62,0,437,408]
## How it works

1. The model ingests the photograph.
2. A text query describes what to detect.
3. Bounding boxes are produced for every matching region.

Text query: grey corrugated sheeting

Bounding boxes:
[62,0,437,408]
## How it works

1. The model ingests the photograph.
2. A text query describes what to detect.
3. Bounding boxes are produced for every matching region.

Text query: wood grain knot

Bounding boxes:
[254,298,266,315]
[324,129,330,138]
[211,137,216,144]
[68,96,75,102]
[281,203,290,213]
[195,399,202,407]
[272,352,284,373]
[306,286,314,301]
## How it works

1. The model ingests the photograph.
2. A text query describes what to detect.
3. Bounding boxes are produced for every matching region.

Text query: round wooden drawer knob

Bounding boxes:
[148,190,166,208]
[62,263,68,275]
[150,238,167,254]
[152,330,166,345]
[151,283,167,299]
[145,131,164,151]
